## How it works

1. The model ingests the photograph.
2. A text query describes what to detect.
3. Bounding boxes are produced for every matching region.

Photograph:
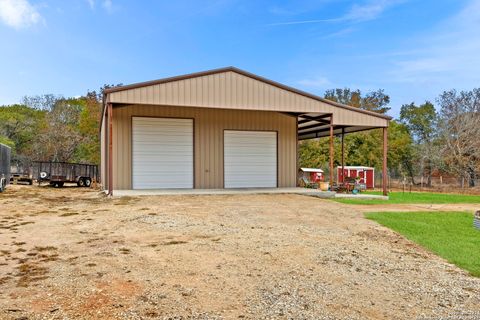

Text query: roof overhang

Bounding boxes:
[287,112,384,139]
[101,67,391,134]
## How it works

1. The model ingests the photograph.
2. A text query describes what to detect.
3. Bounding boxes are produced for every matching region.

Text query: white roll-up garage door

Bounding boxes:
[132,117,193,189]
[224,130,277,188]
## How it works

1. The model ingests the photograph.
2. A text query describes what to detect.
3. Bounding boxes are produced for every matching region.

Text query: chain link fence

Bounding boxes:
[374,170,480,193]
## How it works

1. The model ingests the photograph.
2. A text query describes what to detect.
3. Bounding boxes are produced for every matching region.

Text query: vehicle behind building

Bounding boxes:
[0,144,11,192]
[10,163,34,185]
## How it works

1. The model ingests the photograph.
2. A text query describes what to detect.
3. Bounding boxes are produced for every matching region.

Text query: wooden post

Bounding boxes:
[108,103,113,196]
[341,127,345,184]
[329,115,334,185]
[382,127,388,196]
[296,115,299,187]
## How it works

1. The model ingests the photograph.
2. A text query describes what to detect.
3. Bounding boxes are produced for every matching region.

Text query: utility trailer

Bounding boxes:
[33,161,99,188]
[0,144,11,192]
[10,163,34,185]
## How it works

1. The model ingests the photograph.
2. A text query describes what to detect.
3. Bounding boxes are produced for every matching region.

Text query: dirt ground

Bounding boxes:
[1,185,480,320]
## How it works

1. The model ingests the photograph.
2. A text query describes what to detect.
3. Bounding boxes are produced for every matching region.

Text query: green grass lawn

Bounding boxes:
[335,191,480,205]
[366,211,480,276]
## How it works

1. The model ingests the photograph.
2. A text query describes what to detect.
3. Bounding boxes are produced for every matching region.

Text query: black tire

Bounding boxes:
[84,178,91,187]
[53,182,64,188]
[78,178,85,187]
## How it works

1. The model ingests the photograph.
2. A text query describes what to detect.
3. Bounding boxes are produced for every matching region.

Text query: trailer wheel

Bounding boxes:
[78,178,85,187]
[84,178,92,187]
[53,182,64,188]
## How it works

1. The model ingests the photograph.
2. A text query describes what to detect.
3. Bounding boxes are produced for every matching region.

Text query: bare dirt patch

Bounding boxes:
[0,185,479,319]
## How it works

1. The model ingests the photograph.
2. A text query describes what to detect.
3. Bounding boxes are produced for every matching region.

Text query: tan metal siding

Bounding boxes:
[100,113,106,187]
[109,71,388,128]
[111,105,297,190]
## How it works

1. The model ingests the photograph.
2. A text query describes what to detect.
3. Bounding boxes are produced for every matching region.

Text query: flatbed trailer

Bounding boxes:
[33,161,99,188]
[10,164,33,185]
[0,144,11,192]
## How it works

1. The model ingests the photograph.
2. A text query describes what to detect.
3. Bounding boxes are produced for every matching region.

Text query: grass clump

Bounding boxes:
[16,262,49,287]
[119,247,131,254]
[34,246,57,252]
[59,212,79,217]
[162,240,188,246]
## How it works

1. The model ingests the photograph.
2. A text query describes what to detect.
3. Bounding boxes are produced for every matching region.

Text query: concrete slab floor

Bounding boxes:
[112,187,334,198]
[111,188,388,200]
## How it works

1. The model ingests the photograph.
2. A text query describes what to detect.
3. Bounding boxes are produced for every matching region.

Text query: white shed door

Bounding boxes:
[132,117,193,189]
[224,131,277,188]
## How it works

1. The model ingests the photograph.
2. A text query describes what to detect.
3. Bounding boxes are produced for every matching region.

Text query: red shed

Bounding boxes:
[337,166,375,189]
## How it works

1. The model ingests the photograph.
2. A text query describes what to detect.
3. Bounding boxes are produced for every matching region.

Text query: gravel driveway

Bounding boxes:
[0,185,479,319]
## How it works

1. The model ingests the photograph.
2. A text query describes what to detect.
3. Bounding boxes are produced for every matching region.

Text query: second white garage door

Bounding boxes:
[224,130,277,188]
[132,117,193,189]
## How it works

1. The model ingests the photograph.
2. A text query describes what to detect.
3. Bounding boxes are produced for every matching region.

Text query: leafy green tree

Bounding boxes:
[75,91,102,164]
[385,121,415,181]
[399,101,438,186]
[0,136,14,148]
[324,88,391,114]
[0,104,46,163]
[34,97,85,162]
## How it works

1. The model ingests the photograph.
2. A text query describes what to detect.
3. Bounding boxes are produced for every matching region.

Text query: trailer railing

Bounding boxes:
[33,161,99,187]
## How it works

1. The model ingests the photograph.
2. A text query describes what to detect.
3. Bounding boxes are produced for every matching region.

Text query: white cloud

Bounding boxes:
[269,0,404,26]
[320,27,355,39]
[298,76,331,88]
[0,0,43,29]
[86,0,94,10]
[343,0,399,22]
[86,0,115,13]
[102,0,113,13]
[390,0,480,85]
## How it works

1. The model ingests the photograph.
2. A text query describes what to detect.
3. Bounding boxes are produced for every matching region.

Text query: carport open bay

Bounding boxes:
[1,185,479,319]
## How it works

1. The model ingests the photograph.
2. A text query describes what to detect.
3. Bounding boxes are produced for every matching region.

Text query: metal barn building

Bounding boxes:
[100,67,391,195]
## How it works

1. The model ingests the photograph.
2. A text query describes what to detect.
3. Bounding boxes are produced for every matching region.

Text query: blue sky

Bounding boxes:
[0,0,479,117]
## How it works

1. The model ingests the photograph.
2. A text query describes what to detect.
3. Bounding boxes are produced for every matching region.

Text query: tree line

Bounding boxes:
[300,88,480,187]
[0,90,104,166]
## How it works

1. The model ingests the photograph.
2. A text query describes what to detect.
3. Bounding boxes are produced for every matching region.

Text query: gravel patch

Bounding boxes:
[0,185,479,319]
